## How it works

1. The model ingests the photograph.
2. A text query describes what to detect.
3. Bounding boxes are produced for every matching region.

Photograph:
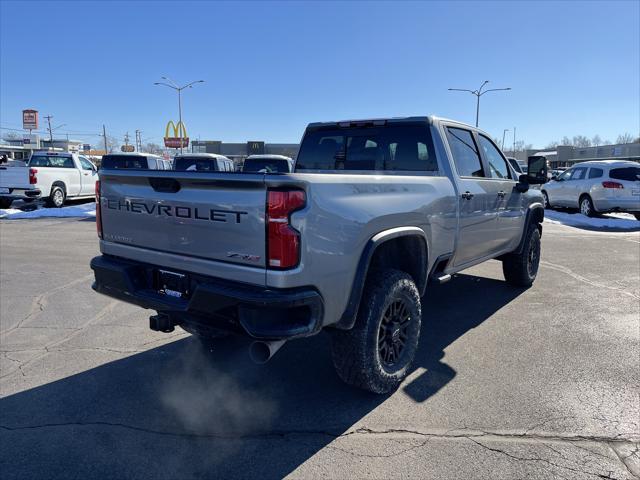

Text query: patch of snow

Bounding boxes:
[0,202,96,219]
[545,209,639,230]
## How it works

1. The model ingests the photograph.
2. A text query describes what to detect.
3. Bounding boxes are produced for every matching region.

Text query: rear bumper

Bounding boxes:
[593,197,640,213]
[0,188,41,201]
[90,255,324,340]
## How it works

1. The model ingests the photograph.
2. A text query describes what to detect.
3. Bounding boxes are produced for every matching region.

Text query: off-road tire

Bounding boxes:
[46,186,66,208]
[329,269,421,394]
[0,198,13,209]
[502,224,541,288]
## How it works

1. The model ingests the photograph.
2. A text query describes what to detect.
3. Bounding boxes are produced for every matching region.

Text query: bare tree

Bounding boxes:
[560,136,572,146]
[591,135,602,147]
[103,135,119,153]
[546,140,559,149]
[616,133,635,144]
[572,135,591,148]
[144,142,163,154]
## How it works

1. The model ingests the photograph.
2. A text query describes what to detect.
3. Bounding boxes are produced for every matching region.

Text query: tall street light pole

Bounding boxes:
[154,76,204,154]
[448,81,511,127]
[502,129,509,150]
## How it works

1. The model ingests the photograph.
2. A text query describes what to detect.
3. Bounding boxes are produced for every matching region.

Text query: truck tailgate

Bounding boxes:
[99,171,267,269]
[0,166,30,190]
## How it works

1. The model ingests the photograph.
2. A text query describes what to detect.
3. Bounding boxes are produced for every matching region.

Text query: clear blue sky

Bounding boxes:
[1,0,638,148]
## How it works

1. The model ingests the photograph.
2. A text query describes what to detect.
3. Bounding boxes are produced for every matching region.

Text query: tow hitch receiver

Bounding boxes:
[149,313,174,333]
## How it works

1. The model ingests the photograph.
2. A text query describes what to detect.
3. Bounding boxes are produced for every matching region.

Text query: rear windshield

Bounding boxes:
[243,158,290,173]
[29,155,74,168]
[609,166,640,182]
[101,155,149,169]
[296,124,437,172]
[174,157,220,172]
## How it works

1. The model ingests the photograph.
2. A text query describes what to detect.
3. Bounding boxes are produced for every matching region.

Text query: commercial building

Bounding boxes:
[508,142,639,168]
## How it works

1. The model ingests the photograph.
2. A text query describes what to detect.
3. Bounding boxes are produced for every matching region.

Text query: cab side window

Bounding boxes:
[79,157,94,170]
[445,127,484,177]
[478,135,511,180]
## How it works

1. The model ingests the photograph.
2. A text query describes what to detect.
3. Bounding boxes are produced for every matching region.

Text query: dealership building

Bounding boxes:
[509,142,640,168]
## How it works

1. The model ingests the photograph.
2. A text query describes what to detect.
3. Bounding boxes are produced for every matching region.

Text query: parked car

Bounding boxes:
[242,154,294,173]
[506,157,523,174]
[173,153,234,172]
[541,160,640,219]
[91,115,547,394]
[0,151,98,208]
[101,153,171,171]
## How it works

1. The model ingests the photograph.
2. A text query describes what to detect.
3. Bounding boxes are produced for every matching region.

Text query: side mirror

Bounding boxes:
[515,174,529,193]
[526,156,548,185]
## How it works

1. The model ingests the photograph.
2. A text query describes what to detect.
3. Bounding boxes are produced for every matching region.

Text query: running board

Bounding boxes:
[434,274,451,284]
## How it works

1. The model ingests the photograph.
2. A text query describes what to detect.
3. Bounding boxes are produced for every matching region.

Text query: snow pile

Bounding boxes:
[545,210,639,230]
[0,202,96,219]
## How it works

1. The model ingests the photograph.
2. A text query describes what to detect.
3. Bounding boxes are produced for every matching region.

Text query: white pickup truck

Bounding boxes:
[0,151,98,208]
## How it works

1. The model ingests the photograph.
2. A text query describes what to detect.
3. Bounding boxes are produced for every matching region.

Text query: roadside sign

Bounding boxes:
[23,109,38,130]
[83,144,91,151]
[164,120,189,148]
[121,145,135,152]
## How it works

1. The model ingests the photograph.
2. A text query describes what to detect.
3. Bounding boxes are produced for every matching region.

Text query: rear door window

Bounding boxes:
[174,157,220,171]
[609,167,640,181]
[29,155,74,168]
[445,127,484,177]
[588,167,603,179]
[243,158,291,173]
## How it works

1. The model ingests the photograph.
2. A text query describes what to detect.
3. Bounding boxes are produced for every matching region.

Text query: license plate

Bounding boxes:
[0,187,9,194]
[632,189,640,196]
[156,269,189,298]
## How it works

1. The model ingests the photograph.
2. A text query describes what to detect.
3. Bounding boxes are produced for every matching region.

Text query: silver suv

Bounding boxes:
[541,160,640,219]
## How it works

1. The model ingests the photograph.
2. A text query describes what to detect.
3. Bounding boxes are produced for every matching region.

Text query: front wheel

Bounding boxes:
[502,224,541,288]
[542,191,551,209]
[329,269,422,394]
[0,198,13,209]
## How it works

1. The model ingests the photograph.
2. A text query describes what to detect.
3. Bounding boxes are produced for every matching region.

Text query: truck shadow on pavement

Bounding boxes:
[0,273,523,479]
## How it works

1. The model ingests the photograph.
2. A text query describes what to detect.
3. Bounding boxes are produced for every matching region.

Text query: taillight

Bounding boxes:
[267,189,306,269]
[602,181,623,189]
[29,168,37,184]
[95,180,103,239]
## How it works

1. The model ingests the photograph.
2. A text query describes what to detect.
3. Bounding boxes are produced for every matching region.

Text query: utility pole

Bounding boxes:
[102,125,108,153]
[124,132,130,147]
[135,130,141,151]
[513,126,517,157]
[447,81,511,127]
[45,115,54,143]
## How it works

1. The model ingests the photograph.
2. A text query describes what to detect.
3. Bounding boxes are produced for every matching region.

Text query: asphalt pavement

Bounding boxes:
[0,217,639,479]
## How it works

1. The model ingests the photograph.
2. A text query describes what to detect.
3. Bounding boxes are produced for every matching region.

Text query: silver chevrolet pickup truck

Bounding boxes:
[91,116,547,393]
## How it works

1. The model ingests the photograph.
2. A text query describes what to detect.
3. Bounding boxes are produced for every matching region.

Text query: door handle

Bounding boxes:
[83,173,89,176]
[461,191,474,200]
[497,190,506,198]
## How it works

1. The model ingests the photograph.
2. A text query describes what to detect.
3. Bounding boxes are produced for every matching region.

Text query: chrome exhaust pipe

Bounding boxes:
[249,339,286,364]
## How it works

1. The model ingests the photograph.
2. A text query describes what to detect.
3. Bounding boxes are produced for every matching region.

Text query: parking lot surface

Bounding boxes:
[1,218,639,479]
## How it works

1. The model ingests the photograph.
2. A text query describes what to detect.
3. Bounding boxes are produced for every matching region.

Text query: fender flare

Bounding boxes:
[332,226,428,330]
[513,204,544,255]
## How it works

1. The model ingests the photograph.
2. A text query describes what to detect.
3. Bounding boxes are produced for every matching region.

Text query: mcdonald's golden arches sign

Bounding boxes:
[164,120,189,148]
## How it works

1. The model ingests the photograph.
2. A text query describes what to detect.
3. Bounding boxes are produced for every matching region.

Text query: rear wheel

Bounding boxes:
[634,213,640,221]
[579,195,595,217]
[502,224,541,288]
[329,269,421,394]
[0,198,13,209]
[46,186,66,208]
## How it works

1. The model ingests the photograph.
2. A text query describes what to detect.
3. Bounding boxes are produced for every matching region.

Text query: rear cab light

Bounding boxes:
[95,180,103,239]
[29,168,37,184]
[602,181,623,189]
[267,189,306,269]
